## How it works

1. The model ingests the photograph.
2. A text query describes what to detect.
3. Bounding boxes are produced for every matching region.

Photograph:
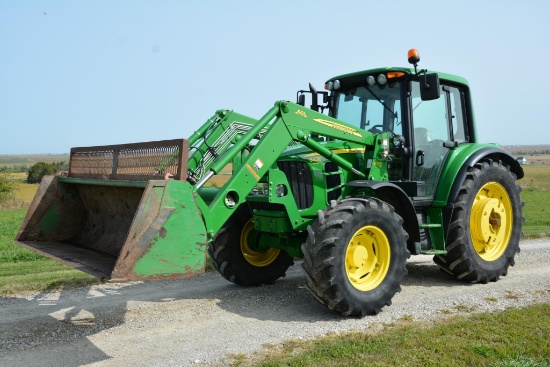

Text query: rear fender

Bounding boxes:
[434,145,523,206]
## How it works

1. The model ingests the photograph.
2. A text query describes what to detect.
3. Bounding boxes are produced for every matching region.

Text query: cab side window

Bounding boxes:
[448,86,468,143]
[411,82,468,144]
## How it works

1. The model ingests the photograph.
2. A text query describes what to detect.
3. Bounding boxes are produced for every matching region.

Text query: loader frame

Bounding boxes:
[15,68,523,287]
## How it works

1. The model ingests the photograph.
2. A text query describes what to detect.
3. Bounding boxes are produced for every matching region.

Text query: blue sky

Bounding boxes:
[1,0,549,154]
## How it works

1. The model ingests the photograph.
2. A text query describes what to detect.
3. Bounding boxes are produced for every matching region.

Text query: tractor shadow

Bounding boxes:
[401,254,468,287]
[211,257,469,321]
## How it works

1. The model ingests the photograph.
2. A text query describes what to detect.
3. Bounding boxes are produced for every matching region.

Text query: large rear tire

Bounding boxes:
[302,197,409,316]
[208,205,294,286]
[434,159,524,283]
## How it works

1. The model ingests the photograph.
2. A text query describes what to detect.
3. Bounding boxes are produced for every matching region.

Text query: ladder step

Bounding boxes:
[419,224,442,229]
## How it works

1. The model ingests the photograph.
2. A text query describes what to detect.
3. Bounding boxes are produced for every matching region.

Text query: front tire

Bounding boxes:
[434,159,524,283]
[208,205,294,286]
[302,197,410,316]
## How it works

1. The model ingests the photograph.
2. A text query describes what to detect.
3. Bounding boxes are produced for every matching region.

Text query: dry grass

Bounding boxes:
[505,145,550,165]
[13,181,39,202]
[0,154,69,167]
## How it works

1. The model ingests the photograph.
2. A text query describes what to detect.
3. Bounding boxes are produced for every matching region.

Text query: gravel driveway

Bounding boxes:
[1,238,549,367]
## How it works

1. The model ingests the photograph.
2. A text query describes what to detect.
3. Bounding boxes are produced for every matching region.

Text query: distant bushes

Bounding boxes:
[512,149,550,155]
[0,165,29,173]
[27,161,66,184]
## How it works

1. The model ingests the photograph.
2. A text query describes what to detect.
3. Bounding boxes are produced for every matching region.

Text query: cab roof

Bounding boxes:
[326,67,470,87]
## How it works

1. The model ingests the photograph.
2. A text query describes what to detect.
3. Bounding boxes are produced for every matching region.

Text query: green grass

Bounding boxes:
[0,209,42,262]
[0,209,98,295]
[520,165,550,238]
[231,303,550,367]
[0,259,99,295]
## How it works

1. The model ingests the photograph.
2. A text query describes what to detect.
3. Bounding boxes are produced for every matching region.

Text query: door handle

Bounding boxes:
[416,150,425,166]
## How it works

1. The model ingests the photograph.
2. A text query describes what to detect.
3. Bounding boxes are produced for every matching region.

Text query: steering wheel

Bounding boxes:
[368,125,395,135]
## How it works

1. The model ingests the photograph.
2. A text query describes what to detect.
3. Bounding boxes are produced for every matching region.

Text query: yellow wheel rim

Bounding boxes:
[240,219,280,267]
[345,225,391,291]
[470,182,513,261]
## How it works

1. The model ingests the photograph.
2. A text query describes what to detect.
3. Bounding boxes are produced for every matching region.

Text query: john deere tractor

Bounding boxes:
[16,49,523,316]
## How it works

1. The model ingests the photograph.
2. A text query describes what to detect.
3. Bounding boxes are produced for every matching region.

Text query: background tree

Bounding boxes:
[27,162,61,184]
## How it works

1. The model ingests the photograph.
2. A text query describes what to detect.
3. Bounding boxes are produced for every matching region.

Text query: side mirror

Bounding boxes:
[420,73,440,101]
[309,83,319,111]
[297,94,306,106]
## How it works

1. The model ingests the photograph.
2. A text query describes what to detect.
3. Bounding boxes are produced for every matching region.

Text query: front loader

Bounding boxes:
[16,50,524,316]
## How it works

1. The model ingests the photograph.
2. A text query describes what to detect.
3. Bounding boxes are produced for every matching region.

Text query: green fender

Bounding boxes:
[433,143,524,207]
[345,180,420,253]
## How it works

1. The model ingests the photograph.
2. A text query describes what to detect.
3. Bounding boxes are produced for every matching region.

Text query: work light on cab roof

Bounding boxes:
[325,49,417,91]
[408,48,421,72]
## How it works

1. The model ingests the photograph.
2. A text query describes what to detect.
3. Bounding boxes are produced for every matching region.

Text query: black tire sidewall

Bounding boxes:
[452,161,522,278]
[332,201,408,308]
[210,205,293,285]
[302,198,409,315]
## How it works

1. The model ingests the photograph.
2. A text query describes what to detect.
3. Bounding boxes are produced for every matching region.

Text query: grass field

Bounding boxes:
[0,154,69,168]
[13,182,40,203]
[518,163,550,238]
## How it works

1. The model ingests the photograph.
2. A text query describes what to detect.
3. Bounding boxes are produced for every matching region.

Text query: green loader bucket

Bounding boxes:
[15,139,208,281]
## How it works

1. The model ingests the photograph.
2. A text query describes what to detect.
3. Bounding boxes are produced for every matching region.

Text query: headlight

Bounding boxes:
[367,75,376,86]
[276,184,287,197]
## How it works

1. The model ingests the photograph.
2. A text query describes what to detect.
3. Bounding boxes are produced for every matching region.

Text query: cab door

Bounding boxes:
[409,80,468,198]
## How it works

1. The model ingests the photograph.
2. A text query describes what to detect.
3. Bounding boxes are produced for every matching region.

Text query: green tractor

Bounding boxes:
[16,49,523,316]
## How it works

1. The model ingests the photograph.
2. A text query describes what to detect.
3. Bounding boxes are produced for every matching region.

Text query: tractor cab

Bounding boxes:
[297,50,476,201]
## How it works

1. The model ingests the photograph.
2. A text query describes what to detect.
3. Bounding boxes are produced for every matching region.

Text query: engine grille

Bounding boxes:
[277,161,313,210]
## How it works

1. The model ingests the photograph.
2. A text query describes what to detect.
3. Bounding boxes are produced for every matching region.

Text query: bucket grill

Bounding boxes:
[15,138,208,281]
[69,139,189,181]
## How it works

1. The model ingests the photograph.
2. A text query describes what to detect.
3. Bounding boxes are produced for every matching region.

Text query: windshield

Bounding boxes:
[334,82,402,135]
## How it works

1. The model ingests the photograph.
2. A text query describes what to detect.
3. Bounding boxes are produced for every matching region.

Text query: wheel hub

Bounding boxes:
[349,245,369,268]
[240,219,281,267]
[470,182,512,261]
[345,225,391,291]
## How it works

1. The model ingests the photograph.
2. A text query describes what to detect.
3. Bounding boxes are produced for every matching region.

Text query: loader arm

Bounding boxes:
[15,100,383,281]
[190,101,379,237]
